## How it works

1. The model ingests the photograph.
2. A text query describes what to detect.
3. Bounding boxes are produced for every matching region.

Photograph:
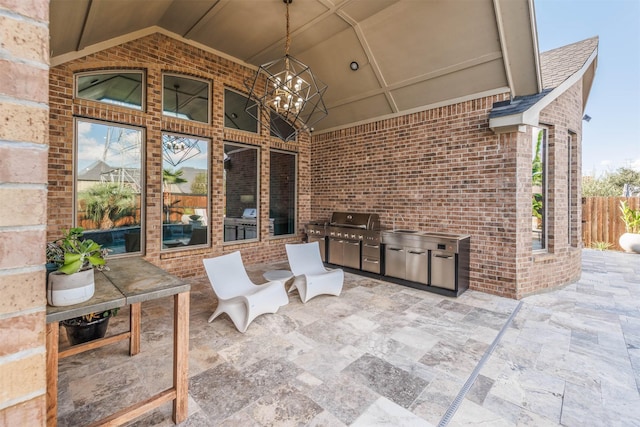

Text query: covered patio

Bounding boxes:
[54,249,640,426]
[0,0,603,424]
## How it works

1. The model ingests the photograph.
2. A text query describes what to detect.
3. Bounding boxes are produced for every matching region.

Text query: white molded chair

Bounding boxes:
[202,251,289,333]
[285,241,344,303]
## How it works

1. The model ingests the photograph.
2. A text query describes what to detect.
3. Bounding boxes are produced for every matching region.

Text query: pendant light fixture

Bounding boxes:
[245,0,328,142]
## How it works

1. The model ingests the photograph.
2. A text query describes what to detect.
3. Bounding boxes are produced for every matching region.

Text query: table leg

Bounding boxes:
[130,302,141,356]
[46,322,59,427]
[172,291,189,423]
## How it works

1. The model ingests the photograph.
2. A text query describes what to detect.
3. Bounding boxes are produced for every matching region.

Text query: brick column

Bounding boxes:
[0,0,49,424]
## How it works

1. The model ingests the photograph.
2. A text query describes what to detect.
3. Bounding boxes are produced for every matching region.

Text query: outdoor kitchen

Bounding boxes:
[306,212,470,297]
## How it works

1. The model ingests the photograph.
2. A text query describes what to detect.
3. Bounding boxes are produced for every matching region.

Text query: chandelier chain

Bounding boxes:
[285,0,291,57]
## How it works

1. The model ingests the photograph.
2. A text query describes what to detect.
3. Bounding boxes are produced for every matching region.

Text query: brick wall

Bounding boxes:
[514,81,583,298]
[0,0,49,423]
[311,85,583,299]
[48,33,309,278]
[47,31,584,298]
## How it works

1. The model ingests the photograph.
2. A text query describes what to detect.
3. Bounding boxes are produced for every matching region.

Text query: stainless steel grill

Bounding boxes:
[305,212,382,272]
[327,212,381,272]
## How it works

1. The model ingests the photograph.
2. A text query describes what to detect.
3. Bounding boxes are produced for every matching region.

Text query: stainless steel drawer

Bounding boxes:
[362,242,381,258]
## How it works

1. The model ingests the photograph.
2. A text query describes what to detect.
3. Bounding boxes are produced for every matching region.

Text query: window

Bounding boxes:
[75,119,144,255]
[224,89,258,133]
[224,142,259,242]
[163,74,210,123]
[270,150,297,236]
[75,71,144,110]
[568,131,578,247]
[162,133,210,250]
[270,111,297,142]
[532,127,547,251]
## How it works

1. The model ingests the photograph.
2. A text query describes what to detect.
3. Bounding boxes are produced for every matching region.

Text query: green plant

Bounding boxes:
[620,200,640,233]
[591,241,613,251]
[79,182,136,229]
[47,227,108,274]
[532,193,543,220]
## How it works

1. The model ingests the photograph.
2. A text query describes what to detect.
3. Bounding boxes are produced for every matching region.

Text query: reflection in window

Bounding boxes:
[75,119,143,255]
[270,111,297,142]
[162,133,210,250]
[163,74,210,123]
[224,89,258,133]
[532,127,547,251]
[270,151,296,236]
[75,71,144,110]
[224,143,259,242]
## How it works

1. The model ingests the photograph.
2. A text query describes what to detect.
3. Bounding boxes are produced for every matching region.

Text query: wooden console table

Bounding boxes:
[45,257,190,426]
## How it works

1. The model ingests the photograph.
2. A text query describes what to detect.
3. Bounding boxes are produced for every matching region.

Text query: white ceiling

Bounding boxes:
[50,0,541,133]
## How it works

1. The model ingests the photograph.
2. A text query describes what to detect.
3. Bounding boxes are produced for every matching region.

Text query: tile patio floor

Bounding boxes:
[55,249,640,426]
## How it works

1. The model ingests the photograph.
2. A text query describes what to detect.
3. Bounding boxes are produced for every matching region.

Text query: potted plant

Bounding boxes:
[61,308,119,346]
[619,200,640,253]
[46,227,108,307]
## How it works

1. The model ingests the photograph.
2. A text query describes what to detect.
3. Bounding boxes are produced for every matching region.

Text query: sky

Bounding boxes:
[534,0,640,177]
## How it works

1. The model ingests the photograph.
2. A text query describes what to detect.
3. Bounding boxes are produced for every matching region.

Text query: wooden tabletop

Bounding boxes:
[46,257,190,323]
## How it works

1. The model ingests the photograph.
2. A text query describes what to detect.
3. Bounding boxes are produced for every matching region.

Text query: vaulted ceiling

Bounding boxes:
[50,0,541,133]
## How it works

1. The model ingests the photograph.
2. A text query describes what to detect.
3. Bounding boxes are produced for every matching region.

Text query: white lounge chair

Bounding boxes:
[202,251,288,333]
[285,241,344,303]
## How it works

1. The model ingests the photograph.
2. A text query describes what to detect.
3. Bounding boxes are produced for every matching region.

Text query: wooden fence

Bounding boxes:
[582,197,640,250]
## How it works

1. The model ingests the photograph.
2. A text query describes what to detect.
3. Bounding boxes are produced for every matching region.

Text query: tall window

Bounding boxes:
[75,119,143,255]
[224,142,259,242]
[568,131,578,247]
[224,89,258,133]
[532,127,547,251]
[75,71,144,110]
[162,74,210,123]
[270,150,297,236]
[162,133,210,250]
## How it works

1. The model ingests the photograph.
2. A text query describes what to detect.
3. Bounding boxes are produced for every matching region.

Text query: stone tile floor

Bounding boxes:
[55,249,640,426]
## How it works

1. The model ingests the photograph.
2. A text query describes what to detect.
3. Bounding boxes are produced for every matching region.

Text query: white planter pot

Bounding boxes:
[619,233,640,254]
[47,268,95,306]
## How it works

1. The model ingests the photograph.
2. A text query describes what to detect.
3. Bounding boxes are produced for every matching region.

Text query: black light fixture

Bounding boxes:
[583,114,591,122]
[350,61,359,71]
[245,0,328,142]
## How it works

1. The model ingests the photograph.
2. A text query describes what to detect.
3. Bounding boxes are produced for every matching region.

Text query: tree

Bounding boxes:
[190,173,207,194]
[583,167,640,197]
[79,182,136,229]
[163,168,188,222]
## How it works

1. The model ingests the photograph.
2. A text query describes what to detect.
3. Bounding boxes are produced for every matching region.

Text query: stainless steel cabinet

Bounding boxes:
[329,238,360,269]
[431,250,456,290]
[384,246,406,279]
[406,249,428,284]
[362,242,381,274]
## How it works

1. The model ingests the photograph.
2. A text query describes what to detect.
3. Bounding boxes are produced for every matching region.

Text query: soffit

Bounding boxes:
[49,0,541,133]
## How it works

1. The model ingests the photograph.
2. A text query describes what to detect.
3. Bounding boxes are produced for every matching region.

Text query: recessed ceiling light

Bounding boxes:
[350,61,359,71]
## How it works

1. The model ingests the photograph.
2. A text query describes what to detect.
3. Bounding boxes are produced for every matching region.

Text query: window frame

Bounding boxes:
[73,117,146,256]
[74,70,145,111]
[223,141,261,244]
[161,131,211,252]
[224,88,259,134]
[269,149,298,238]
[162,73,211,124]
[532,126,548,252]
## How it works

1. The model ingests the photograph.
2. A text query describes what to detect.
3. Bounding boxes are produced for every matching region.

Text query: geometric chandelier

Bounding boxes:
[162,134,202,167]
[245,0,328,142]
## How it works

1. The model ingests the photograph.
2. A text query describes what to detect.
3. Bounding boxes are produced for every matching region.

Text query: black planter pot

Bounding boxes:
[62,316,110,346]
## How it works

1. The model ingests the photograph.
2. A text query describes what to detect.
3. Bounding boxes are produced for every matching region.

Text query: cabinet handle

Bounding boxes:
[408,251,425,255]
[363,244,379,248]
[363,259,379,264]
[388,247,403,252]
[434,254,453,259]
